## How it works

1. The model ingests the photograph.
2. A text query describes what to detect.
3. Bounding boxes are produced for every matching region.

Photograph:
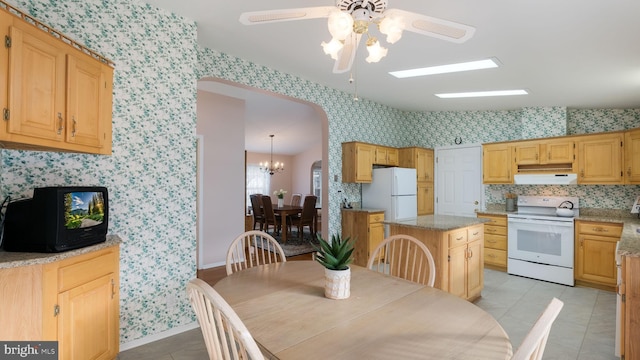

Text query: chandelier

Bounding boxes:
[260,134,284,175]
[320,1,402,64]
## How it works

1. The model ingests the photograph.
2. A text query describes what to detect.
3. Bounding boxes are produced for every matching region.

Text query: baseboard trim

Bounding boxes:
[119,322,200,352]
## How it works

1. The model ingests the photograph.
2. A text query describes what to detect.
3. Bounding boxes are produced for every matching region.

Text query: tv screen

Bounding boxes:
[64,191,106,229]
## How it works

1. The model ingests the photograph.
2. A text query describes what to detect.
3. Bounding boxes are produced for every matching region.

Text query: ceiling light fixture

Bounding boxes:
[320,2,405,66]
[260,135,284,175]
[390,59,500,78]
[435,89,529,98]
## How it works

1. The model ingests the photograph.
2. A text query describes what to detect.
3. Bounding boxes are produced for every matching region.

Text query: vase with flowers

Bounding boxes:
[274,189,287,208]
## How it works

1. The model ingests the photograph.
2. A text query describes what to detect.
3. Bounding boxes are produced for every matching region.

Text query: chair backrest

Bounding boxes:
[511,297,564,360]
[249,194,263,217]
[261,195,276,222]
[366,234,436,287]
[226,230,286,275]
[290,193,302,206]
[186,278,264,360]
[300,195,317,222]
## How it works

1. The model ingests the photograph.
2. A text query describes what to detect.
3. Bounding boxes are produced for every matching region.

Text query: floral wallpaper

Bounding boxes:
[2,0,640,348]
[1,0,198,344]
[521,106,567,139]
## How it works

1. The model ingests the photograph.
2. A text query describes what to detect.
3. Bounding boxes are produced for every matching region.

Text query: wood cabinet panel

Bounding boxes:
[624,128,640,184]
[477,213,507,271]
[482,143,513,184]
[374,146,398,166]
[577,133,624,184]
[342,142,375,183]
[342,210,384,266]
[417,182,433,215]
[621,255,640,359]
[575,220,621,289]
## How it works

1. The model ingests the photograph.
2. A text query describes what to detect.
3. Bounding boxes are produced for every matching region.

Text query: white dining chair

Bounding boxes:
[225,230,286,275]
[186,278,264,360]
[511,297,564,360]
[367,234,436,287]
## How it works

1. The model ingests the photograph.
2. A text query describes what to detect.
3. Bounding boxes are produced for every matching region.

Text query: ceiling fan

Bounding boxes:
[239,0,475,74]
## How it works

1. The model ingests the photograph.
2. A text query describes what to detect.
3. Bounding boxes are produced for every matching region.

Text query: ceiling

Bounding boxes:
[147,0,640,152]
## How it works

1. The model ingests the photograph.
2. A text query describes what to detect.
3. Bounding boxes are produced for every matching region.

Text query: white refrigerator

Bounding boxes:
[362,167,418,222]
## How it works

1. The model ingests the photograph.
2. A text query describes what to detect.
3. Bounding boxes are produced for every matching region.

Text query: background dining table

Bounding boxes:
[214,261,513,359]
[271,204,302,243]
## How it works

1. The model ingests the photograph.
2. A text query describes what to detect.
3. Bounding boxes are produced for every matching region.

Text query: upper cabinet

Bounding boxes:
[482,143,513,184]
[374,146,398,166]
[342,142,375,183]
[625,128,640,184]
[0,6,113,155]
[399,147,433,182]
[515,139,574,167]
[576,132,624,184]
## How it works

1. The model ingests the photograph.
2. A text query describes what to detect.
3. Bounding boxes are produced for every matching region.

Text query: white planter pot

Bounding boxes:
[324,267,351,299]
[277,198,284,208]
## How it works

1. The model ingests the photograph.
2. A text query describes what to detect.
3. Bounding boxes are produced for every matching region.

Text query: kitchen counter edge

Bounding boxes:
[385,214,489,232]
[0,235,122,269]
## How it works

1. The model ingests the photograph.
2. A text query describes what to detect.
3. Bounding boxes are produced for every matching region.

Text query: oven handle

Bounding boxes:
[507,217,574,227]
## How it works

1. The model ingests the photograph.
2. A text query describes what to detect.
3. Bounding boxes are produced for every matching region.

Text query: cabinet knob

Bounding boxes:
[628,167,632,177]
[57,113,64,135]
[72,116,77,137]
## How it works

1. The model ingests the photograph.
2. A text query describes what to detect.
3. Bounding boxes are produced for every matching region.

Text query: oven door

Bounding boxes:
[507,216,574,268]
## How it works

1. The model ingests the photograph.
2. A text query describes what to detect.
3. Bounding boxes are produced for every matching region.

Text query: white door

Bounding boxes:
[435,145,483,216]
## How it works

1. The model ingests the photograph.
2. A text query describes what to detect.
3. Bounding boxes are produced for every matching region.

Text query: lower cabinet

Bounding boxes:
[341,209,385,267]
[388,223,484,301]
[621,255,640,359]
[477,213,508,271]
[575,220,621,289]
[0,245,120,359]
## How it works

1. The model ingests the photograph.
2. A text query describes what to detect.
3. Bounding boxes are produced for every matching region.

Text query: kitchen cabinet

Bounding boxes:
[620,255,640,360]
[0,6,113,154]
[388,221,484,301]
[624,128,640,184]
[341,209,384,266]
[342,142,375,183]
[477,213,507,271]
[514,139,574,169]
[0,245,120,359]
[374,145,398,166]
[399,147,434,215]
[574,220,621,289]
[576,132,624,184]
[417,182,434,215]
[482,143,513,184]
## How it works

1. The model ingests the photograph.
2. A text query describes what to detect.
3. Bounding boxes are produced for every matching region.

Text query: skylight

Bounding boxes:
[389,59,499,78]
[435,90,529,98]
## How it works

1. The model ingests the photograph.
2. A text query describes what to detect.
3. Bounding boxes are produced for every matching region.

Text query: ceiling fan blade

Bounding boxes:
[333,33,362,74]
[384,8,475,43]
[239,6,335,25]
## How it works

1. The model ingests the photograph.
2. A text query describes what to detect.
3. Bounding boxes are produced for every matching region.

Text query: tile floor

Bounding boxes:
[117,269,619,360]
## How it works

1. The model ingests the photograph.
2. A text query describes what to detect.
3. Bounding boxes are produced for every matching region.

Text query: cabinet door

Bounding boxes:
[355,144,374,182]
[416,148,434,182]
[417,182,433,215]
[66,54,109,149]
[577,133,623,184]
[576,233,617,286]
[447,245,467,298]
[369,221,384,259]
[7,22,66,141]
[386,148,399,166]
[544,139,574,164]
[625,129,640,184]
[514,143,539,165]
[466,239,484,299]
[59,274,118,360]
[482,144,513,184]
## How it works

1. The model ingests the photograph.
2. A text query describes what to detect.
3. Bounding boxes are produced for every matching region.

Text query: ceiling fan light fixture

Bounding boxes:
[366,38,387,63]
[378,15,404,43]
[327,10,353,40]
[321,38,344,60]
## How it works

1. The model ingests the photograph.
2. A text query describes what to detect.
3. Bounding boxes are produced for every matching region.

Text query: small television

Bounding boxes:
[2,186,109,253]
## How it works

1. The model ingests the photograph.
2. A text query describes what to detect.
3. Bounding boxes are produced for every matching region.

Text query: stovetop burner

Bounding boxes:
[507,195,579,221]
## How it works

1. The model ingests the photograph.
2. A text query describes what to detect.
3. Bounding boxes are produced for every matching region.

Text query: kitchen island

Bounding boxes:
[386,215,489,301]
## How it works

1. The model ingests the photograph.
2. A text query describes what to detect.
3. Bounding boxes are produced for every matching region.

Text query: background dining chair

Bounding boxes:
[261,195,282,236]
[511,297,564,360]
[226,230,286,275]
[292,195,317,239]
[249,194,264,231]
[186,278,265,360]
[367,234,436,287]
[290,193,302,206]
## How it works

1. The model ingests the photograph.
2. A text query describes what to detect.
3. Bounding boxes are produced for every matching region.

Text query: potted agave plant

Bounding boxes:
[314,233,354,299]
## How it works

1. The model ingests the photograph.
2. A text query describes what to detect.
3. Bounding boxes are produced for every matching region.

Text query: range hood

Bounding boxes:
[513,173,578,185]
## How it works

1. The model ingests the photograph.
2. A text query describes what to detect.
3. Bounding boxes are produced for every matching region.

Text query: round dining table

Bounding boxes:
[214,261,513,359]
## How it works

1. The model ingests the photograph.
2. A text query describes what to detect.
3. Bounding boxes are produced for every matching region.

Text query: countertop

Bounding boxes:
[478,205,640,258]
[340,207,385,213]
[385,215,489,232]
[0,235,122,269]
